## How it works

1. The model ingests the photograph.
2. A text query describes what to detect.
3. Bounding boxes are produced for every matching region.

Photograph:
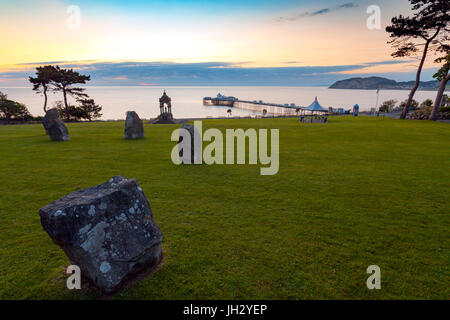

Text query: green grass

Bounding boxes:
[0,117,449,299]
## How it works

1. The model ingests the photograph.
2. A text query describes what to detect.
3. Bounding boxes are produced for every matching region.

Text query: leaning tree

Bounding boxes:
[29,65,57,113]
[386,0,449,119]
[430,53,450,120]
[52,66,91,121]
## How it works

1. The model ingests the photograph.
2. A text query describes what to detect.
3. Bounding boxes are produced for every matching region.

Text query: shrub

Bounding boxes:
[56,105,87,121]
[396,99,419,112]
[439,106,450,113]
[53,99,102,121]
[0,94,31,122]
[420,99,433,108]
[380,99,397,112]
[408,106,450,120]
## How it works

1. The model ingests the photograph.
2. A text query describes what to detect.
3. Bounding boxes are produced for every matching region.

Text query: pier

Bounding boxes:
[233,100,299,116]
[203,94,301,116]
[204,94,329,116]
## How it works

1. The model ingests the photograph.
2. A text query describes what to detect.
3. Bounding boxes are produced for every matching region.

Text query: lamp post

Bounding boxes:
[375,88,381,114]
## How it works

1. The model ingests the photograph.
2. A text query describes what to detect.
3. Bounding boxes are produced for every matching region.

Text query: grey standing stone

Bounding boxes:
[39,175,163,294]
[42,108,60,134]
[124,111,145,139]
[178,123,201,164]
[48,119,70,141]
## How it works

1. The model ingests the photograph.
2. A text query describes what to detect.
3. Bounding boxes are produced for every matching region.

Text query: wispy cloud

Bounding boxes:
[339,3,358,9]
[0,59,423,87]
[276,2,358,22]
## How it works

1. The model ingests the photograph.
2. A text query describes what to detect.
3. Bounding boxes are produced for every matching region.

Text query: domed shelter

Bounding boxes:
[304,97,327,114]
[299,97,328,123]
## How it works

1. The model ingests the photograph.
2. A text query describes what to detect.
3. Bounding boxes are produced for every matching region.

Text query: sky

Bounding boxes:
[0,0,444,86]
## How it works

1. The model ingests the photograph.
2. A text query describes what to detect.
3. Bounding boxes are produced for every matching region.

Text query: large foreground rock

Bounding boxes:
[39,175,163,294]
[48,119,70,141]
[124,111,145,139]
[42,108,60,134]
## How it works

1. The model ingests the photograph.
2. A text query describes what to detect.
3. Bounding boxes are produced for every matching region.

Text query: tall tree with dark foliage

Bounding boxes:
[29,65,57,113]
[52,66,91,121]
[386,0,449,119]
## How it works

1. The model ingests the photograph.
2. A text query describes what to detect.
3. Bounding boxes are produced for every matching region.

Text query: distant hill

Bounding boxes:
[329,76,440,90]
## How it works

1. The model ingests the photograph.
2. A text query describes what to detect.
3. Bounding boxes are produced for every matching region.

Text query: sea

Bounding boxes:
[0,86,445,120]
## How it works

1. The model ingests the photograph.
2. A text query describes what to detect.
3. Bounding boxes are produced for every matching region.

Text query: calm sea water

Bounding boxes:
[0,86,445,120]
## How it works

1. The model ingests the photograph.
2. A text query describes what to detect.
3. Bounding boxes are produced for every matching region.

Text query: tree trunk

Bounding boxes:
[62,88,70,121]
[400,42,431,119]
[43,87,48,113]
[430,71,450,121]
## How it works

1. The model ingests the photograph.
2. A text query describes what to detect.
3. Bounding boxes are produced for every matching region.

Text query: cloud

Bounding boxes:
[339,3,358,9]
[0,59,427,87]
[112,76,129,81]
[15,60,97,65]
[276,2,358,22]
[312,8,330,16]
[361,60,415,66]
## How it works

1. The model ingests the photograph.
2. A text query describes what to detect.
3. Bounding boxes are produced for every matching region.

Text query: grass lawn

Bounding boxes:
[0,116,449,299]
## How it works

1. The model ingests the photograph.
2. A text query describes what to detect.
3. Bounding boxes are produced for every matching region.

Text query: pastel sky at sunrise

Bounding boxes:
[0,0,444,86]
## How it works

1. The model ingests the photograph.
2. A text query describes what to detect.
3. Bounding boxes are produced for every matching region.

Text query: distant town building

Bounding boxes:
[203,93,238,106]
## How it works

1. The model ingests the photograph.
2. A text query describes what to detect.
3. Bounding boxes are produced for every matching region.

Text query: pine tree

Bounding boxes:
[77,98,102,121]
[29,65,57,113]
[52,66,91,121]
[386,0,449,119]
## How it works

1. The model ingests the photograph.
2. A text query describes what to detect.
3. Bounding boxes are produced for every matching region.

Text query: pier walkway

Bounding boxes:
[233,100,299,115]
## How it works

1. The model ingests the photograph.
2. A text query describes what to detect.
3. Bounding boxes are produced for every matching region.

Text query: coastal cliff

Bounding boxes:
[329,76,440,90]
